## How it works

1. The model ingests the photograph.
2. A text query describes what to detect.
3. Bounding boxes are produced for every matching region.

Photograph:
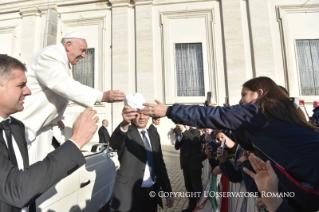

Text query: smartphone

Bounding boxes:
[205,91,212,106]
[225,96,230,107]
[221,139,226,155]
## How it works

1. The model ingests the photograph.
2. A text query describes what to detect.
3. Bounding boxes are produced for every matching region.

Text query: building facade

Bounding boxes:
[0,0,318,144]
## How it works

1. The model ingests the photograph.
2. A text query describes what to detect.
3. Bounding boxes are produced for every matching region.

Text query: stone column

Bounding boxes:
[38,5,59,48]
[221,0,248,104]
[135,0,154,102]
[19,7,40,64]
[109,0,134,127]
[247,0,276,78]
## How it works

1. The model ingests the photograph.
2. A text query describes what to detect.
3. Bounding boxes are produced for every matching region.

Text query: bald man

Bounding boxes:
[13,32,125,164]
[98,119,110,144]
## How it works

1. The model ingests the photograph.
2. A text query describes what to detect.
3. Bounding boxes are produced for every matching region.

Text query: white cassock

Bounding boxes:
[13,43,103,164]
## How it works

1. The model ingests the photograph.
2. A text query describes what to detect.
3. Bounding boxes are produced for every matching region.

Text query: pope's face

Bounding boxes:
[67,39,87,65]
[0,69,31,118]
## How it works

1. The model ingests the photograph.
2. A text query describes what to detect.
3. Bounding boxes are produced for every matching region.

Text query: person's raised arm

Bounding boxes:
[109,106,137,151]
[142,100,167,118]
[101,90,126,103]
[120,106,137,131]
[70,107,99,149]
[243,154,295,212]
[0,107,98,208]
[36,53,126,106]
[142,100,262,132]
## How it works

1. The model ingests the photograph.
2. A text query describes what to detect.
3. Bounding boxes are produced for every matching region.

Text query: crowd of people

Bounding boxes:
[141,77,319,212]
[0,29,319,212]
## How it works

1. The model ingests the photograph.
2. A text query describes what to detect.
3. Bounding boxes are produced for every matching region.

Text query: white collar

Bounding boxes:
[0,116,11,123]
[137,128,148,134]
[57,43,72,69]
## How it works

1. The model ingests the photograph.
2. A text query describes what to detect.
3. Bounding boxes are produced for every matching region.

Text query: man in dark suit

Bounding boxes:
[175,124,203,212]
[110,106,173,212]
[0,55,99,211]
[148,117,160,140]
[148,117,160,133]
[98,119,110,143]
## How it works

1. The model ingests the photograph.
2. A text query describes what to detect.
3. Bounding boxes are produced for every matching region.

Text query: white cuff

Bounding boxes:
[182,128,186,133]
[120,124,128,132]
[96,91,103,103]
[68,139,80,149]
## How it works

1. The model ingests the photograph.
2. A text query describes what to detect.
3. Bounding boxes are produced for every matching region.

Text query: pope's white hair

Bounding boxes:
[61,37,78,45]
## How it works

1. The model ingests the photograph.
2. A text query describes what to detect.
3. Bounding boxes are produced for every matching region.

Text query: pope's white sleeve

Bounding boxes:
[35,51,103,107]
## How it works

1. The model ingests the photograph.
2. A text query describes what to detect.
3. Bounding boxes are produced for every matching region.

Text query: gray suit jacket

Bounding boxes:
[0,117,86,211]
[110,124,172,211]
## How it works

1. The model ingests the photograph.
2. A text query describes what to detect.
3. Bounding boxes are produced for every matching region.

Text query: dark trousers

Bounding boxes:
[183,168,203,206]
[119,186,158,212]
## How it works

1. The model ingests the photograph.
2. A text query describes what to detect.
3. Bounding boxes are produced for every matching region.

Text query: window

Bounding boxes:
[175,43,205,96]
[296,40,319,95]
[72,48,95,88]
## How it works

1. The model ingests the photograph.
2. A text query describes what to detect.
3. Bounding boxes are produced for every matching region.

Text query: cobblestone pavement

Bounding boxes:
[158,145,188,212]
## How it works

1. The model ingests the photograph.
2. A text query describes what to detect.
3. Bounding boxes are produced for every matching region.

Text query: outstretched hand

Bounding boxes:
[142,100,168,117]
[243,154,283,212]
[216,146,228,163]
[102,90,126,103]
[57,120,65,130]
[243,154,278,193]
[70,107,99,149]
[165,197,174,208]
[121,106,137,130]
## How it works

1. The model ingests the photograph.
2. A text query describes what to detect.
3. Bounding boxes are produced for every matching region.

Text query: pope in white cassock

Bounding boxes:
[13,32,126,165]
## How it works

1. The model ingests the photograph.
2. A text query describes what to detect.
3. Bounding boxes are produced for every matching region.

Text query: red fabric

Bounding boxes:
[220,174,229,212]
[193,198,209,211]
[275,164,319,195]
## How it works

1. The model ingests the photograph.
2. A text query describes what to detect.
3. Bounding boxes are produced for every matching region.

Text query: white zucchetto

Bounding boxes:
[62,31,85,40]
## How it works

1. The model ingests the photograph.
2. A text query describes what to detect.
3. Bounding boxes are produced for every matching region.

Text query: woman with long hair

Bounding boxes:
[140,76,319,211]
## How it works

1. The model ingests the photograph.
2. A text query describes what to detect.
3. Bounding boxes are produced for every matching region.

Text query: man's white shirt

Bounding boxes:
[177,128,187,142]
[120,125,154,188]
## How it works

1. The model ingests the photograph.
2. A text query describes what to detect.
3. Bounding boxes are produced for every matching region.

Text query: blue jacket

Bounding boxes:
[166,102,319,210]
[219,145,258,193]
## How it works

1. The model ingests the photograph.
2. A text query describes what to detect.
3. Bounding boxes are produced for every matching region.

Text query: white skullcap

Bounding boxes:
[124,93,145,110]
[63,31,85,40]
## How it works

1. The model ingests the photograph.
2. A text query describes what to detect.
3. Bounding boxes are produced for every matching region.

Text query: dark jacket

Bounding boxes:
[175,128,202,171]
[98,126,110,143]
[148,124,157,132]
[110,124,172,211]
[219,145,258,193]
[276,199,296,212]
[0,117,85,211]
[148,124,160,138]
[166,102,319,210]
